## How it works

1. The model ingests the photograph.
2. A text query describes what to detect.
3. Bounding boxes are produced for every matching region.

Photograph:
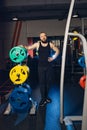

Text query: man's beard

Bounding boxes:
[41,39,48,43]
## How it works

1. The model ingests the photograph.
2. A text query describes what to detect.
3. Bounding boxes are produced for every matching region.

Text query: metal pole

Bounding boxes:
[60,0,75,123]
[81,18,86,75]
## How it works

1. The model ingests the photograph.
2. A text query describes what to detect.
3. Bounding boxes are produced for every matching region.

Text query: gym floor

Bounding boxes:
[0,65,84,130]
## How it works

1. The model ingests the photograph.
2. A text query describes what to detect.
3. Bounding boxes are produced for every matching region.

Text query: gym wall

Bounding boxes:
[0,18,87,69]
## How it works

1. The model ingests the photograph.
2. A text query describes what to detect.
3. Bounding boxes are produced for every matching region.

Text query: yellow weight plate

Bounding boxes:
[73,31,78,41]
[9,65,28,85]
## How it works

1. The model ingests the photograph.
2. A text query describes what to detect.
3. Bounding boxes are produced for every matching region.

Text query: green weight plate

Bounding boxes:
[9,46,27,63]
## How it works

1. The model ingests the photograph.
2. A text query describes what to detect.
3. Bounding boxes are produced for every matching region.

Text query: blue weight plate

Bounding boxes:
[9,87,32,113]
[78,56,85,68]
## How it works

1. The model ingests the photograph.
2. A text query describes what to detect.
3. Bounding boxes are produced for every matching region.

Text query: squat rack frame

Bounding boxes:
[60,0,87,130]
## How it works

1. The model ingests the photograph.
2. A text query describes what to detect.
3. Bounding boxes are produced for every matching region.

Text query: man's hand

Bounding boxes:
[48,57,54,62]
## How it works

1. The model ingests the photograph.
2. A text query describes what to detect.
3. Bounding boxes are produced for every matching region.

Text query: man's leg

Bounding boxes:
[38,67,47,106]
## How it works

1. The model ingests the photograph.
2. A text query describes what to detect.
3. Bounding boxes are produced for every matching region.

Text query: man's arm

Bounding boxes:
[24,42,39,50]
[48,42,59,62]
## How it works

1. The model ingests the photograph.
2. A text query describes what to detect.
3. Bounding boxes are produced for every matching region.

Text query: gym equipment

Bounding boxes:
[60,0,87,130]
[9,65,29,85]
[9,87,32,113]
[72,31,78,41]
[4,82,37,125]
[8,45,38,125]
[78,56,85,68]
[8,43,38,125]
[19,83,32,96]
[64,117,75,130]
[9,46,27,63]
[79,75,86,89]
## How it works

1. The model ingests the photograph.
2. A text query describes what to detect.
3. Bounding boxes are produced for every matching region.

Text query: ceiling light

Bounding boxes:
[12,17,18,21]
[72,14,79,18]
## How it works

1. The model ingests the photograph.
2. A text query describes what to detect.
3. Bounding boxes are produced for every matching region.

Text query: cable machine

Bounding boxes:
[60,0,87,130]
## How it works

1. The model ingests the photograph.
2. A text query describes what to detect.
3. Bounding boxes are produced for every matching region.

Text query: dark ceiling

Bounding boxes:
[0,1,87,22]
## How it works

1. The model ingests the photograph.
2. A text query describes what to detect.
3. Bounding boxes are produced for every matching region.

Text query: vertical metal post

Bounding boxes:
[81,31,87,129]
[60,0,75,123]
[81,18,86,75]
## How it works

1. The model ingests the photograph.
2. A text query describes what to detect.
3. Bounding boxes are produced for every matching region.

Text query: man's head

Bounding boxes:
[39,32,47,43]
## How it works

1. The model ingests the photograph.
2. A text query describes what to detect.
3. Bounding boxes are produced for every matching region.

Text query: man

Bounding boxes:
[24,32,59,106]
